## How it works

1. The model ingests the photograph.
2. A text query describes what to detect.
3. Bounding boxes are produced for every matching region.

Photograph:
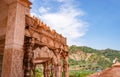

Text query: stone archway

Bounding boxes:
[31,46,57,77]
[24,15,69,77]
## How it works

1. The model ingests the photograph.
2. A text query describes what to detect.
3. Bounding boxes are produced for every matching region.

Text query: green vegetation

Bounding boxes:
[36,68,43,77]
[69,45,120,77]
[69,70,94,77]
[32,67,44,77]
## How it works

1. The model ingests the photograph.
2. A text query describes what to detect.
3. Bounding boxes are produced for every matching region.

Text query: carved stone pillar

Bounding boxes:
[24,36,34,77]
[33,65,36,77]
[51,64,55,77]
[2,0,31,77]
[63,55,69,77]
[46,63,50,77]
[55,64,61,77]
[43,63,47,77]
[55,51,62,77]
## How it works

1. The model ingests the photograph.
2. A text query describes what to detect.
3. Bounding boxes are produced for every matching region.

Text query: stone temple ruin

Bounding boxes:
[0,0,69,77]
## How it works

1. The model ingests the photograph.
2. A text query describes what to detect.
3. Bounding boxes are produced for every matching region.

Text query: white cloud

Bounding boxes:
[31,0,88,46]
[39,7,50,14]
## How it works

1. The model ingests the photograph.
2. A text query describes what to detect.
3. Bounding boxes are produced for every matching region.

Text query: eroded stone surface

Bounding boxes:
[1,0,29,77]
[2,48,24,77]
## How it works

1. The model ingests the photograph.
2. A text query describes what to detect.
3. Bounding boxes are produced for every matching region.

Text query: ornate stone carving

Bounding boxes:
[25,15,68,51]
[2,48,24,77]
[1,0,69,77]
[23,36,34,77]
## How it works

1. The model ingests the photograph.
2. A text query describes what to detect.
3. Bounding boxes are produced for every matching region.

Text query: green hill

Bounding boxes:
[69,45,120,77]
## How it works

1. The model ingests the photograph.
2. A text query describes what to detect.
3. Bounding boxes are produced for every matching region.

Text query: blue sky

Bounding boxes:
[30,0,120,50]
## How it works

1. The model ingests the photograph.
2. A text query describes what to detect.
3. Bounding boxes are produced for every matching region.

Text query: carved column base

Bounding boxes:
[63,55,69,77]
[63,64,69,77]
[51,65,55,77]
[55,65,61,77]
[2,48,24,77]
[44,63,47,77]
